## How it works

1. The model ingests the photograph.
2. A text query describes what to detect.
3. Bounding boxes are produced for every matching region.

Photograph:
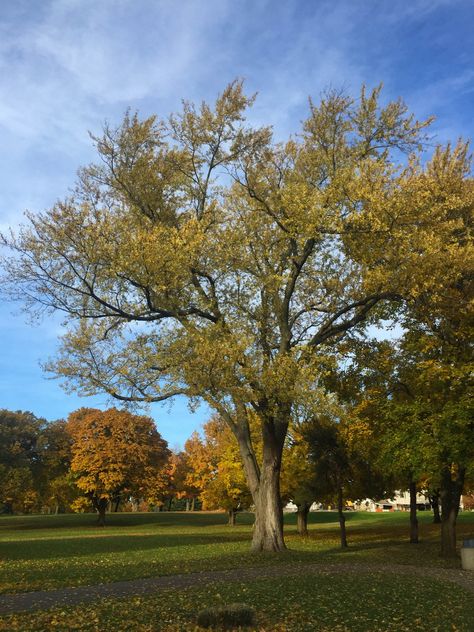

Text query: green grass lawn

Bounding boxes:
[1,510,473,631]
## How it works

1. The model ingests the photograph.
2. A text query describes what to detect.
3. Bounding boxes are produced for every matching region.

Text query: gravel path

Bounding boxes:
[0,562,472,615]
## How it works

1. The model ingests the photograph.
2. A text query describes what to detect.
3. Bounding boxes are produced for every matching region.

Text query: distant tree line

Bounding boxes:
[1,392,472,557]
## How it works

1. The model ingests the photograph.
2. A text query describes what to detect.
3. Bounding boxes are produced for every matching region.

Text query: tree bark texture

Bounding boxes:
[440,467,465,558]
[409,480,419,544]
[236,411,288,552]
[228,509,236,526]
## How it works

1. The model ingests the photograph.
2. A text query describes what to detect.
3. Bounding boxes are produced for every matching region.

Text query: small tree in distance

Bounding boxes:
[67,408,170,526]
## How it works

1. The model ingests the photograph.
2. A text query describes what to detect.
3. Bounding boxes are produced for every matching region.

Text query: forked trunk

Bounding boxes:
[296,502,311,536]
[337,486,348,548]
[409,480,419,544]
[440,467,465,558]
[228,509,236,526]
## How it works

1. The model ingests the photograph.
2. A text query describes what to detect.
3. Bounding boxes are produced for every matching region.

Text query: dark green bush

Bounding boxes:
[197,603,255,629]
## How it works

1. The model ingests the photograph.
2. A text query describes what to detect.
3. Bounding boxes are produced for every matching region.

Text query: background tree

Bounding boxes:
[280,421,319,536]
[36,419,74,513]
[0,410,44,513]
[67,408,170,525]
[344,329,473,557]
[198,416,252,525]
[180,432,209,511]
[149,451,182,511]
[4,82,469,551]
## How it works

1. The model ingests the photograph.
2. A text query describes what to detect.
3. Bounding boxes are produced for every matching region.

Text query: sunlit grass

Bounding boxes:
[0,511,473,594]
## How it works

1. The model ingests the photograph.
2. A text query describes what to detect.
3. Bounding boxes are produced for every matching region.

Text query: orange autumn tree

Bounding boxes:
[67,408,170,525]
[177,432,209,510]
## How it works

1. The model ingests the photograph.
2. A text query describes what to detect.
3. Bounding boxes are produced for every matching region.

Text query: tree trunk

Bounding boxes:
[296,502,310,536]
[185,498,190,512]
[236,411,288,552]
[429,490,441,524]
[114,497,120,513]
[409,480,419,544]
[252,464,285,552]
[440,466,465,558]
[228,509,236,526]
[191,497,195,511]
[95,498,108,527]
[337,486,348,548]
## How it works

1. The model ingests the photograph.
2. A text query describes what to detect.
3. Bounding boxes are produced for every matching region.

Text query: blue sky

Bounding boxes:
[0,0,473,447]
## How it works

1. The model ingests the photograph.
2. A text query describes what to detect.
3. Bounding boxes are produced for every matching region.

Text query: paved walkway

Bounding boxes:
[0,562,473,615]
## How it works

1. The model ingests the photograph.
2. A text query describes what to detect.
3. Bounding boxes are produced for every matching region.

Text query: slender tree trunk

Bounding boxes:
[94,498,108,527]
[440,466,465,558]
[296,502,310,536]
[337,486,348,548]
[236,411,288,552]
[409,480,419,544]
[191,497,195,511]
[114,497,120,513]
[167,497,172,511]
[429,490,441,524]
[185,498,190,512]
[228,509,236,526]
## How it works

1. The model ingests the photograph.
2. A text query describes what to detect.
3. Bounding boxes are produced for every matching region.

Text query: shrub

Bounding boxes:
[197,603,255,629]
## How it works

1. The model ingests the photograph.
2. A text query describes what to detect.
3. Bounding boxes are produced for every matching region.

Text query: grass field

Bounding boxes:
[1,510,474,630]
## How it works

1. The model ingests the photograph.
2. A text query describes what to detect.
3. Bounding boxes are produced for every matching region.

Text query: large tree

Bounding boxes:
[2,82,466,550]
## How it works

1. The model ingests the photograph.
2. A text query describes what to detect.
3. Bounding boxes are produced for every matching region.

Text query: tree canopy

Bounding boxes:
[67,408,170,525]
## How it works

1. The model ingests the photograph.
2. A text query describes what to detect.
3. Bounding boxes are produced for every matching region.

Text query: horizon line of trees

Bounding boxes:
[1,402,472,553]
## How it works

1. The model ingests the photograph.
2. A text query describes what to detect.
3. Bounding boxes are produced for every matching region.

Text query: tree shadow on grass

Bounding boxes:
[1,530,253,561]
[0,511,256,532]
